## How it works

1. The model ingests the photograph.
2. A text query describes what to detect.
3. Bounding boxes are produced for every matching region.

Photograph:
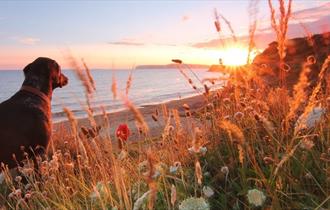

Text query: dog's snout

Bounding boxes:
[60,74,68,88]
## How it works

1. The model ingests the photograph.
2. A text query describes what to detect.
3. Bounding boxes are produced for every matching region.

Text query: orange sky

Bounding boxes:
[0,1,328,70]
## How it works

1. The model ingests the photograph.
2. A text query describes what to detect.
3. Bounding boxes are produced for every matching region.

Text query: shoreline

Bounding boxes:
[53,93,207,141]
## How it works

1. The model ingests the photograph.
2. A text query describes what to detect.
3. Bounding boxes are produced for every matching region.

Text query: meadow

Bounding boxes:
[1,0,330,209]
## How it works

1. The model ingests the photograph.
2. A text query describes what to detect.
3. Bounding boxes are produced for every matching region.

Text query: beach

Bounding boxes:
[53,93,207,141]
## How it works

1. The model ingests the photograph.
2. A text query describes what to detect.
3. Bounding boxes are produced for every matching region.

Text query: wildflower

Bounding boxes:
[234,112,244,120]
[247,189,266,207]
[116,124,130,141]
[15,176,22,183]
[300,138,314,150]
[179,197,210,210]
[169,161,181,174]
[24,193,32,200]
[221,166,229,175]
[171,185,177,206]
[133,190,151,210]
[202,186,214,197]
[188,146,207,155]
[118,150,128,161]
[295,107,325,134]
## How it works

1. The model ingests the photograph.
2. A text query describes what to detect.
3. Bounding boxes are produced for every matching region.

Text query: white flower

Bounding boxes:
[220,166,229,175]
[179,197,210,210]
[247,189,266,207]
[133,190,150,210]
[170,161,182,174]
[295,107,325,134]
[202,186,214,197]
[234,112,244,120]
[118,150,128,160]
[188,146,207,155]
[152,170,161,179]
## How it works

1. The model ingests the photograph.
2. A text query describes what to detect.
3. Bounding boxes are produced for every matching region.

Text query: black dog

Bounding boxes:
[0,57,68,169]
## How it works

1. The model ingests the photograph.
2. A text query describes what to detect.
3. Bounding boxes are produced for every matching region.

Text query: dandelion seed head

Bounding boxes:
[221,166,229,175]
[247,189,266,207]
[179,197,210,210]
[202,186,214,197]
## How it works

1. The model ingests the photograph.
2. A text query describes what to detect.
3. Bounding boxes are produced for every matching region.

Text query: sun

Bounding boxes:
[221,46,253,67]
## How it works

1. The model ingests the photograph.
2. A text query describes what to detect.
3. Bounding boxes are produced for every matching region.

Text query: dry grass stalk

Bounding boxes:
[286,61,311,123]
[124,98,149,135]
[126,69,133,96]
[273,140,300,177]
[195,160,203,185]
[214,8,237,42]
[161,104,169,121]
[268,0,292,85]
[65,52,94,95]
[247,0,259,64]
[63,107,87,159]
[112,72,117,100]
[170,184,176,206]
[302,57,330,117]
[219,120,245,165]
[81,58,96,91]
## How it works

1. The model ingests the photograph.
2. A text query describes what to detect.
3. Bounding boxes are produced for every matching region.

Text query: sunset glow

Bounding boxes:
[221,46,250,66]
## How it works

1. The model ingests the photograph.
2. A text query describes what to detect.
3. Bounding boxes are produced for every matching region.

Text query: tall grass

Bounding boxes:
[1,2,330,210]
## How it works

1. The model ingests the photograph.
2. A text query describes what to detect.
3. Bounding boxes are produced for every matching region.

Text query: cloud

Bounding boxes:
[292,2,330,21]
[17,37,40,45]
[181,15,190,22]
[108,41,145,46]
[191,2,330,50]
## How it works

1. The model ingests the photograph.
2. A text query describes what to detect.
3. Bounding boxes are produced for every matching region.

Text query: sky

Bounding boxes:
[0,0,329,70]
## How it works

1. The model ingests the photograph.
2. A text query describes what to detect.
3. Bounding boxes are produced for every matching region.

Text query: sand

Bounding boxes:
[53,94,208,141]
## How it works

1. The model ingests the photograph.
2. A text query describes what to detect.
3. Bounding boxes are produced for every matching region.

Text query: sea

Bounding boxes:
[0,68,223,123]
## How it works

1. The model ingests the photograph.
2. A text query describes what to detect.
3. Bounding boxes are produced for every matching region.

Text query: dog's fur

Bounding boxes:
[0,57,68,169]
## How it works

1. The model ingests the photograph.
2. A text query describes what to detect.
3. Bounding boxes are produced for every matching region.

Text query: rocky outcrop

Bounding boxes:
[252,32,330,89]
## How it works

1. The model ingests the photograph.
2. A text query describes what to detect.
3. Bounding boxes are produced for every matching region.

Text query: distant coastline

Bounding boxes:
[135,64,210,70]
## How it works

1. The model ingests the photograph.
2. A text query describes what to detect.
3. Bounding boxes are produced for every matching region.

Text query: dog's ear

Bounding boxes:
[23,63,32,76]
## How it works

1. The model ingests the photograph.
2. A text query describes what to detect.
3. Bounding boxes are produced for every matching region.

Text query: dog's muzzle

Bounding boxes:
[59,74,68,88]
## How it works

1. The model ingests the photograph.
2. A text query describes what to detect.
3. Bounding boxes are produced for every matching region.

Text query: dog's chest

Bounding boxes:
[22,96,51,123]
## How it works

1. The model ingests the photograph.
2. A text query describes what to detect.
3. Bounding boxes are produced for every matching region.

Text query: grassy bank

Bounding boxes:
[1,56,329,209]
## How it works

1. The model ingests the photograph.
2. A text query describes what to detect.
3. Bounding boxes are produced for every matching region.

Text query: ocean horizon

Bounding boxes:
[0,68,224,123]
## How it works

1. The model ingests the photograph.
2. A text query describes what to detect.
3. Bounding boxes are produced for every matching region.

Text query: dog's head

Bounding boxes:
[23,57,68,90]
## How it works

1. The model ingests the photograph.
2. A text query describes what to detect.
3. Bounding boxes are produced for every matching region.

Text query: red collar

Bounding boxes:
[20,85,50,104]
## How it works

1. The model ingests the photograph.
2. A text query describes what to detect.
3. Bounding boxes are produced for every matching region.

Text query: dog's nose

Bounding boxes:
[60,74,68,87]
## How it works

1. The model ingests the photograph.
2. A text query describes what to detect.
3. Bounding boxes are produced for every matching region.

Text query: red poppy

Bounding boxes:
[116,124,130,141]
